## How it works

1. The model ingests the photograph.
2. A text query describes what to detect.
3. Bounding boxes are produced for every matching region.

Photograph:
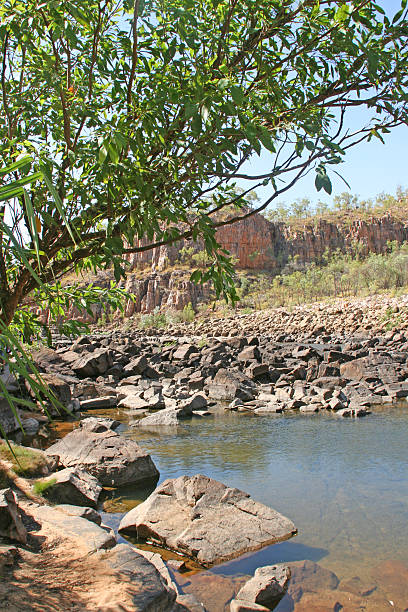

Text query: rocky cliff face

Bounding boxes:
[123,271,210,316]
[53,211,408,322]
[126,212,408,275]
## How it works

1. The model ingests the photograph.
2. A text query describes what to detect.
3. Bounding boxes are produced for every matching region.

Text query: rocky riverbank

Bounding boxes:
[8,294,406,435]
[1,294,408,610]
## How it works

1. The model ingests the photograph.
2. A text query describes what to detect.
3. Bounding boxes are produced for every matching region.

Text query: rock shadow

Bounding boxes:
[210,541,328,577]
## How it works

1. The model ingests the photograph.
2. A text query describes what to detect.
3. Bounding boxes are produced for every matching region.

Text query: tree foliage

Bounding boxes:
[1,0,408,332]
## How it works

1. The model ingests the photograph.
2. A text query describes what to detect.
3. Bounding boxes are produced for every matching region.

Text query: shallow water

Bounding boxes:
[98,404,408,609]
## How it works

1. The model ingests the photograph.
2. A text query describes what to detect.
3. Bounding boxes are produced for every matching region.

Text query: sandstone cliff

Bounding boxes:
[126,212,408,274]
[50,211,408,322]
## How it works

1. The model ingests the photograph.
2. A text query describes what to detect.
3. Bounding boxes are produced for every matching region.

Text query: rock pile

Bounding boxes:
[17,305,407,431]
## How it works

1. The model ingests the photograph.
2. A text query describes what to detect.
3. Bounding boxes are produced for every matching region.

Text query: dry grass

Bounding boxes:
[0,442,50,478]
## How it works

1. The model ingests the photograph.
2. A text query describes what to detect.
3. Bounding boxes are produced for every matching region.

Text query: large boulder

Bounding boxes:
[36,373,72,404]
[100,544,177,611]
[45,427,159,487]
[207,369,255,402]
[136,407,189,427]
[72,348,113,378]
[340,354,401,383]
[39,467,102,508]
[232,564,290,611]
[119,474,296,567]
[30,504,116,553]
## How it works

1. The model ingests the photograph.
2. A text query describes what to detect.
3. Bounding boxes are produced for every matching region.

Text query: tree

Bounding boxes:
[1,0,408,334]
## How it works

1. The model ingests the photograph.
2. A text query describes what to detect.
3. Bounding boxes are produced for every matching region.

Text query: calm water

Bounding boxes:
[98,404,408,609]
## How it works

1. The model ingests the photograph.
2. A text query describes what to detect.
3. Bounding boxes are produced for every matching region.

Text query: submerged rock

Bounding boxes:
[45,427,159,487]
[119,474,296,567]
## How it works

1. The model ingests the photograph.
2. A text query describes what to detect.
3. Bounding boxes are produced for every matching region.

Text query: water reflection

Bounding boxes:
[119,404,408,583]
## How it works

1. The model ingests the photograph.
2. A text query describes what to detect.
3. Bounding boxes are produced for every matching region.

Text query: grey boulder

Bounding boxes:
[100,543,177,611]
[31,504,116,553]
[39,467,102,508]
[72,348,113,378]
[45,427,159,487]
[233,564,291,610]
[119,474,296,567]
[136,407,189,427]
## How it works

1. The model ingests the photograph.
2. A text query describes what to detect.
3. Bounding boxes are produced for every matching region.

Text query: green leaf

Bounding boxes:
[230,86,245,106]
[0,155,32,177]
[334,4,351,23]
[40,165,77,245]
[23,189,41,268]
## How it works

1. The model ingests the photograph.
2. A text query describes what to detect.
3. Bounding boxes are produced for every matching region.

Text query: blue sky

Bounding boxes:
[237,0,407,208]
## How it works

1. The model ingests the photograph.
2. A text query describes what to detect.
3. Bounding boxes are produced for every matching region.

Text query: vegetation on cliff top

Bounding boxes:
[264,187,408,226]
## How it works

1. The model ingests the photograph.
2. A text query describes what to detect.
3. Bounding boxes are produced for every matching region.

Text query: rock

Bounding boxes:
[292,588,391,612]
[299,404,319,413]
[79,416,121,432]
[123,355,148,375]
[119,474,297,567]
[38,467,102,508]
[230,601,269,612]
[328,397,344,411]
[287,560,339,600]
[370,559,408,610]
[0,488,27,544]
[183,393,208,411]
[245,364,270,379]
[31,504,116,553]
[25,373,72,409]
[384,382,408,398]
[337,576,376,597]
[238,346,261,362]
[207,369,255,402]
[118,395,150,410]
[100,543,177,611]
[340,354,401,383]
[173,344,199,360]
[136,408,187,427]
[0,544,18,573]
[335,407,352,417]
[45,428,159,487]
[21,417,40,435]
[167,558,187,572]
[72,348,113,378]
[182,572,244,612]
[174,593,207,612]
[79,396,117,410]
[0,398,19,434]
[55,504,102,525]
[254,405,283,414]
[235,564,290,610]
